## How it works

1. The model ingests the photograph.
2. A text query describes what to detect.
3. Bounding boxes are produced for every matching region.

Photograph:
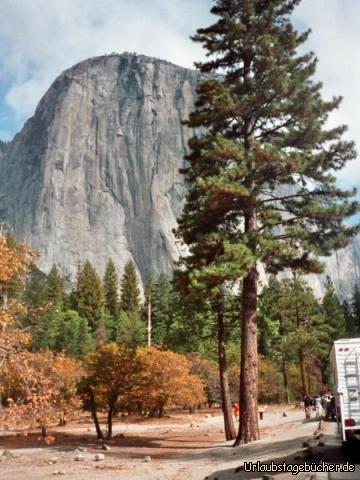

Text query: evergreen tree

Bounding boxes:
[143,274,155,345]
[55,310,80,354]
[120,261,141,315]
[351,283,360,335]
[151,275,174,344]
[343,300,356,337]
[321,276,346,383]
[76,316,95,356]
[72,260,105,331]
[46,265,64,308]
[178,0,359,444]
[94,316,109,345]
[33,310,59,350]
[103,259,120,321]
[175,262,238,440]
[116,311,145,348]
[259,277,327,398]
[33,309,94,357]
[23,267,49,309]
[322,276,347,344]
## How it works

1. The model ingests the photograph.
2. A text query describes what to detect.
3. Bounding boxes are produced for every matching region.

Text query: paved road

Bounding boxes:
[312,420,360,479]
[205,417,359,480]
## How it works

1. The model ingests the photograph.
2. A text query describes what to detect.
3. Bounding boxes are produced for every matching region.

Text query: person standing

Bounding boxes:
[233,403,240,422]
[321,394,331,420]
[304,395,313,419]
[314,394,322,419]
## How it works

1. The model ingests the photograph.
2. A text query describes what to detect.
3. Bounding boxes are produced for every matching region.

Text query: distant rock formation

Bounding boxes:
[0,54,199,283]
[0,53,359,298]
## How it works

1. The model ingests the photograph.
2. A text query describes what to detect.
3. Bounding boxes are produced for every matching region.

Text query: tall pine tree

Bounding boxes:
[259,277,327,397]
[321,276,346,383]
[72,260,105,332]
[322,276,347,342]
[343,300,356,337]
[178,0,359,443]
[46,265,64,308]
[120,261,141,315]
[351,283,360,335]
[103,259,120,322]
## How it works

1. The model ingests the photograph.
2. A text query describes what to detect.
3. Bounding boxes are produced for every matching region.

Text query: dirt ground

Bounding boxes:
[0,405,322,479]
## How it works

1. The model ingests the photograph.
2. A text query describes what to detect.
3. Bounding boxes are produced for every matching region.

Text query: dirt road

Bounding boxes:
[0,406,322,480]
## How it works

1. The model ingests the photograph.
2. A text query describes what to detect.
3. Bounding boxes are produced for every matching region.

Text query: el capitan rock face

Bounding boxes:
[0,54,199,283]
[0,52,359,297]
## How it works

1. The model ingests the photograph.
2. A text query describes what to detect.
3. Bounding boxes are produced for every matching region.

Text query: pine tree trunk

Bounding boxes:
[217,304,236,441]
[307,369,312,395]
[235,262,259,445]
[282,360,290,404]
[293,273,308,397]
[299,351,308,396]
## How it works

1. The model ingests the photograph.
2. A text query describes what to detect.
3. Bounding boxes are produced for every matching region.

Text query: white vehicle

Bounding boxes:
[330,338,360,443]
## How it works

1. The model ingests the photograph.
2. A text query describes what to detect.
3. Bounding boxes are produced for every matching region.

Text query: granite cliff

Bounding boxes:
[0,53,199,283]
[0,53,359,297]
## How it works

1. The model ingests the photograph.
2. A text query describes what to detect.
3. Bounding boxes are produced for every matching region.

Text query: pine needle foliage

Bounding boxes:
[178,0,359,444]
[103,259,120,321]
[120,261,141,315]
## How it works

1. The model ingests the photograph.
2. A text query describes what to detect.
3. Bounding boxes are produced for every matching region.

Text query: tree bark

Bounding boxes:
[307,368,312,395]
[107,407,114,438]
[147,292,152,347]
[217,299,236,441]
[282,360,290,404]
[158,404,165,418]
[299,350,308,396]
[293,273,308,397]
[235,261,260,445]
[89,390,103,439]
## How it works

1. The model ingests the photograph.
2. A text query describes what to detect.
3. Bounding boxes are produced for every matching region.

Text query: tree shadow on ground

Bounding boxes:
[204,427,360,480]
[0,430,220,460]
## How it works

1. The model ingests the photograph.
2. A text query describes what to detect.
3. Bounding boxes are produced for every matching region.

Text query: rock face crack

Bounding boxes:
[0,53,199,284]
[0,52,359,296]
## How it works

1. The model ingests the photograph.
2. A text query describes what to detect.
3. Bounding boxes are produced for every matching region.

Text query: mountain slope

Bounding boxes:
[0,53,199,282]
[0,52,359,298]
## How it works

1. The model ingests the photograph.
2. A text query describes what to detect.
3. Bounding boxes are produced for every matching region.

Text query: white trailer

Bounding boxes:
[330,338,360,443]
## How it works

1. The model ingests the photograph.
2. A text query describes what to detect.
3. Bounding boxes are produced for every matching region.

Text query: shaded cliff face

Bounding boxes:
[0,53,359,297]
[0,54,199,281]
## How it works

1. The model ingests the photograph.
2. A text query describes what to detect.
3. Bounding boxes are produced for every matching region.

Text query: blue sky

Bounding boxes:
[1,0,360,197]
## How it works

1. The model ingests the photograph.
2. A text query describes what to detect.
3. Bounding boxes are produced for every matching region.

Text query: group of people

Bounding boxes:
[303,393,336,420]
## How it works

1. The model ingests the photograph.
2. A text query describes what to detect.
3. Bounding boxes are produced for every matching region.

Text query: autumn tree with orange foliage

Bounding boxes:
[0,233,81,438]
[138,347,206,417]
[1,351,81,436]
[79,343,141,439]
[0,233,34,367]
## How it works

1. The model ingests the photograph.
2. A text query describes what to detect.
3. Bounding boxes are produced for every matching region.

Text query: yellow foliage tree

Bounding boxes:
[258,356,283,404]
[79,342,141,439]
[137,347,206,417]
[0,233,34,367]
[1,350,81,436]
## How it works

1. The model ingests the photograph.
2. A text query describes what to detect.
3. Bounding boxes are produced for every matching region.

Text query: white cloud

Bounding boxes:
[0,0,359,190]
[0,0,209,119]
[294,0,360,187]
